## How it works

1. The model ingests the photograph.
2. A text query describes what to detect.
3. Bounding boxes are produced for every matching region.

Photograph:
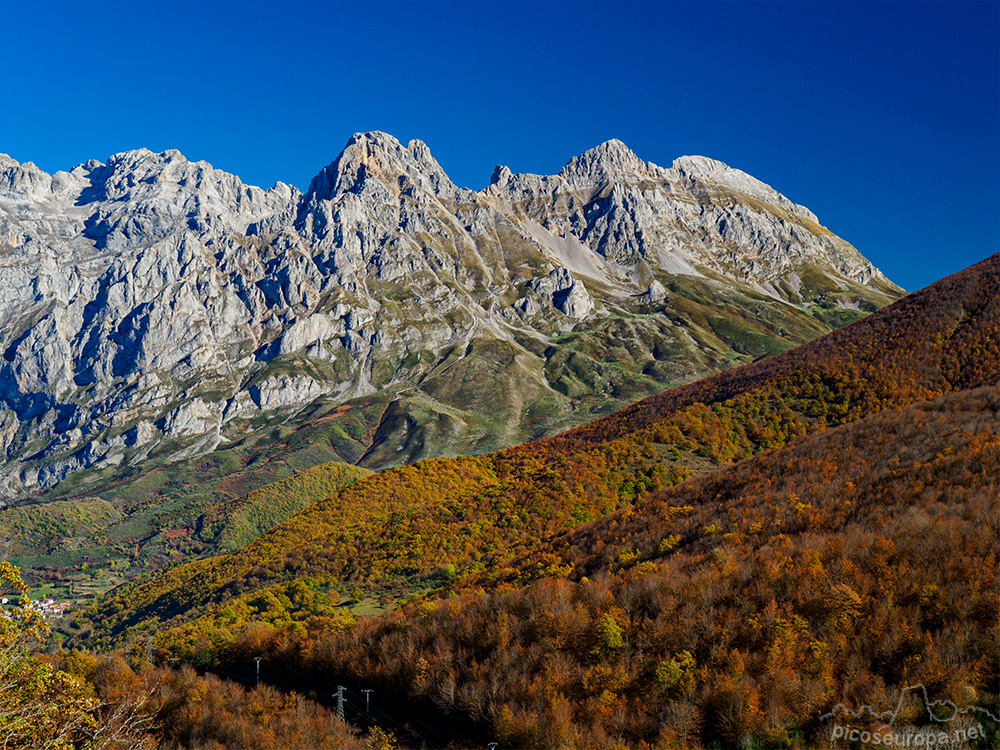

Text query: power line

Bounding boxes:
[189,661,490,749]
[334,685,345,722]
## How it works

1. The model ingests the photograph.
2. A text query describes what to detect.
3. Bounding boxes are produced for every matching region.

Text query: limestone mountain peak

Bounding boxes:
[306,131,456,203]
[558,138,651,185]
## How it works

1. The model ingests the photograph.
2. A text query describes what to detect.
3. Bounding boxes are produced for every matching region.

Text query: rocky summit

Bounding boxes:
[0,133,901,499]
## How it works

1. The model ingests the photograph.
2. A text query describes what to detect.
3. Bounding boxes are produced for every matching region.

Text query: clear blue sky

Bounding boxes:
[1,0,997,292]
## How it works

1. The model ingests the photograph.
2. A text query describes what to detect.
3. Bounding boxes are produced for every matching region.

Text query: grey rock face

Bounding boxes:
[639,280,668,304]
[494,143,889,287]
[528,267,593,319]
[0,133,900,497]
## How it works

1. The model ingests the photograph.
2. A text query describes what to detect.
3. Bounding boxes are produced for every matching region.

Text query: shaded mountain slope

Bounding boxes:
[73,254,999,648]
[6,451,371,602]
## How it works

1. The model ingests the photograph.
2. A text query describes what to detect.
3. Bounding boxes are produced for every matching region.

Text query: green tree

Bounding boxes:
[591,611,625,660]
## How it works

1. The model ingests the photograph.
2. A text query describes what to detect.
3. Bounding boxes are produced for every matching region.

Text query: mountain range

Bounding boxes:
[0,132,900,504]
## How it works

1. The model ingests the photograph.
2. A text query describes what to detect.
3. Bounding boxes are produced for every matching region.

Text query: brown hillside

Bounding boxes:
[211,385,1000,749]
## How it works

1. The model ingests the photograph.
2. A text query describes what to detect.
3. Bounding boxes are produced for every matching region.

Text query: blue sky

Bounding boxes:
[1,0,997,292]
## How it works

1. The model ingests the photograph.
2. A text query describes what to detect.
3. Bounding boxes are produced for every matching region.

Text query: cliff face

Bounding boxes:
[0,133,901,498]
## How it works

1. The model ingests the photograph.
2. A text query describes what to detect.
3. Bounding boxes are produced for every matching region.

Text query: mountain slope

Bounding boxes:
[73,254,998,648]
[0,134,900,500]
[561,250,1000,445]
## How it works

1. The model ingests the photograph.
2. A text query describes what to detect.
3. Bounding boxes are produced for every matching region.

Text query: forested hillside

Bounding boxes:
[185,384,1000,748]
[0,558,364,750]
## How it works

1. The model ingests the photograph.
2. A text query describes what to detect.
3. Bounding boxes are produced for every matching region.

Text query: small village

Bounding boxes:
[0,595,75,620]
